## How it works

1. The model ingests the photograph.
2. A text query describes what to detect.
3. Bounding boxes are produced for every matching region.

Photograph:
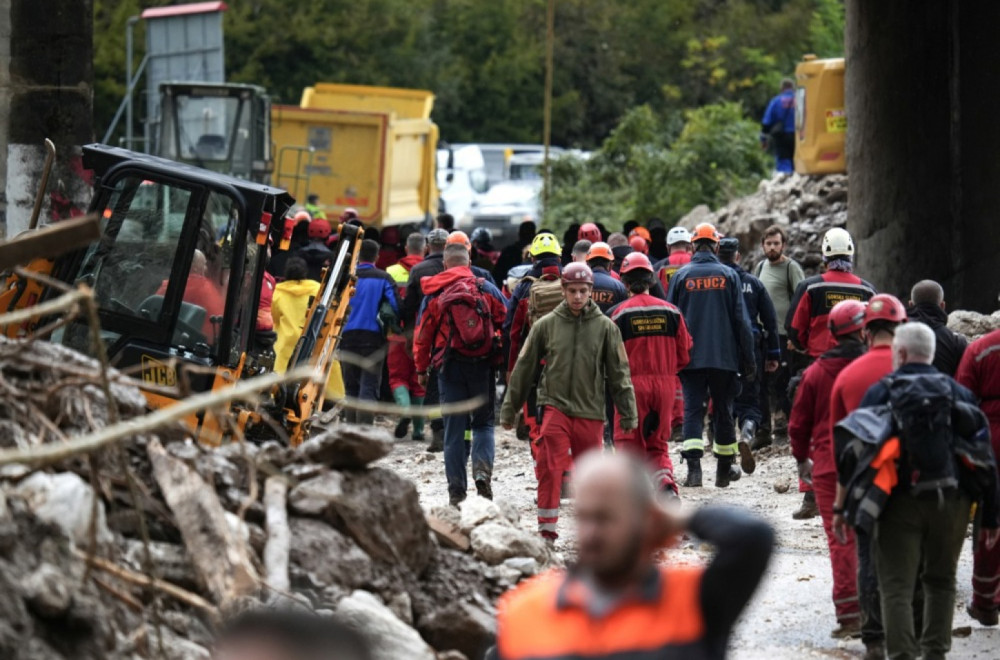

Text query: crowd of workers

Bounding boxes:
[254,200,1000,660]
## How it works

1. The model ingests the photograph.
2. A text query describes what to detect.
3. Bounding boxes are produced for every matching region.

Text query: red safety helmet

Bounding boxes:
[586,241,614,262]
[578,222,601,243]
[307,218,332,239]
[340,207,359,222]
[561,262,594,285]
[293,210,312,224]
[629,236,649,255]
[620,252,653,274]
[864,293,907,327]
[827,299,867,337]
[691,223,720,244]
[446,230,472,250]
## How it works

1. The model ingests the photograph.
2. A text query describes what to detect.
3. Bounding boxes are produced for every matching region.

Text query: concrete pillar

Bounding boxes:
[0,0,11,236]
[3,0,93,238]
[847,0,1000,311]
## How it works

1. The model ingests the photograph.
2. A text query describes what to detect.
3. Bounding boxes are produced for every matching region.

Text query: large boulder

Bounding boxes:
[12,472,111,547]
[324,468,435,575]
[459,498,504,534]
[416,600,496,660]
[335,590,436,660]
[470,523,549,566]
[289,518,373,589]
[298,425,393,469]
[289,471,345,517]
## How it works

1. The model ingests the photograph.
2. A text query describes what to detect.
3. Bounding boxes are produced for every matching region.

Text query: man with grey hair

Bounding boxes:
[906,279,967,376]
[849,322,999,660]
[386,231,429,441]
[571,239,592,263]
[401,228,450,450]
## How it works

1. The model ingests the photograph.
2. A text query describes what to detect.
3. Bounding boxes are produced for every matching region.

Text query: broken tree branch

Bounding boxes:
[74,549,219,621]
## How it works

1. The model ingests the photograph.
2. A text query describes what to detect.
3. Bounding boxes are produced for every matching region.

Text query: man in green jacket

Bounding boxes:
[501,262,638,541]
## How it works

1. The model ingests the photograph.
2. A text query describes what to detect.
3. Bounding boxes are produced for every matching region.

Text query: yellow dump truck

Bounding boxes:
[794,55,846,175]
[271,84,439,227]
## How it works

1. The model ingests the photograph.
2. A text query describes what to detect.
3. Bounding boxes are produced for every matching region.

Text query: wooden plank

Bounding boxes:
[0,214,100,271]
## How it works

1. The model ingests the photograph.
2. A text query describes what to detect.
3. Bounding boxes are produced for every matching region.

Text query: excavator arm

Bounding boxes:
[281,222,362,445]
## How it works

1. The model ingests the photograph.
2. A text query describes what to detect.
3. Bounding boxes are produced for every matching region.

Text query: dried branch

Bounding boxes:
[75,549,220,621]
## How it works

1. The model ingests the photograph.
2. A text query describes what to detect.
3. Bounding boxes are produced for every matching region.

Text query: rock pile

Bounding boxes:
[678,172,848,275]
[947,309,1000,342]
[0,338,550,660]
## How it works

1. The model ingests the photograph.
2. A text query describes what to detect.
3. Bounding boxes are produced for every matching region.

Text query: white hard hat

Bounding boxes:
[822,227,855,258]
[667,227,692,246]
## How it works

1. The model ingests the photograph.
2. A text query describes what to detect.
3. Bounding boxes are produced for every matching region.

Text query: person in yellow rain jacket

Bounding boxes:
[271,256,345,400]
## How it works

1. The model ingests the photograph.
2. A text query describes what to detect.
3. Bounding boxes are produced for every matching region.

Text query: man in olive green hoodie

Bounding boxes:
[501,262,637,541]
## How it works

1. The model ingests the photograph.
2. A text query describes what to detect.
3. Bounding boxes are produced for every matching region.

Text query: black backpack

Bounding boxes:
[884,373,959,496]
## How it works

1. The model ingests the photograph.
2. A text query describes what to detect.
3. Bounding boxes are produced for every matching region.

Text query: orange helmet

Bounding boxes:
[586,241,614,262]
[629,236,649,255]
[578,222,601,243]
[629,226,651,242]
[620,252,653,274]
[691,223,720,244]
[446,230,471,250]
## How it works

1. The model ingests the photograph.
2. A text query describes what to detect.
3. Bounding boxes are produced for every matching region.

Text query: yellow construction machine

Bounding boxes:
[0,143,360,446]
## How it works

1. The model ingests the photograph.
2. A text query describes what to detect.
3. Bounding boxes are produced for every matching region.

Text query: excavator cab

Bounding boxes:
[2,144,360,444]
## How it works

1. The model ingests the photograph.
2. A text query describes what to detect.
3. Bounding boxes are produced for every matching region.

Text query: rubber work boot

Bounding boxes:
[728,463,742,483]
[427,428,444,453]
[751,425,773,451]
[738,420,757,474]
[683,458,703,488]
[474,472,493,500]
[967,602,999,627]
[392,386,411,439]
[411,396,425,441]
[830,620,862,639]
[449,491,466,509]
[863,641,885,660]
[716,456,735,488]
[792,491,820,520]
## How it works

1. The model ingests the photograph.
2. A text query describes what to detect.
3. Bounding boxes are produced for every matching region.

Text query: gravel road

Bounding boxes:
[381,422,999,658]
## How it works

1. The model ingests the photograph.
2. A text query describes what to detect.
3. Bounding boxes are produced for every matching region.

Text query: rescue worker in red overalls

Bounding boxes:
[788,299,867,639]
[608,252,692,495]
[500,263,637,542]
[655,226,693,440]
[956,327,1000,626]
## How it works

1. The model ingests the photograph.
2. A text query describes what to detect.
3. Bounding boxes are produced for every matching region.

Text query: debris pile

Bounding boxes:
[678,172,848,274]
[947,310,1000,342]
[0,337,550,660]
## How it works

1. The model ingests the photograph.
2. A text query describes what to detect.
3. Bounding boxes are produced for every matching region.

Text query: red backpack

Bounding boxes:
[434,277,498,365]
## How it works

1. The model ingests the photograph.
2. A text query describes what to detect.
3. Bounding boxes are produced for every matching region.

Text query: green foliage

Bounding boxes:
[92,0,842,149]
[809,0,846,58]
[545,102,770,235]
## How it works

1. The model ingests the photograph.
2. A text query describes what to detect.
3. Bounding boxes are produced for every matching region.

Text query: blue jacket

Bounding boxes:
[726,262,781,360]
[591,266,628,313]
[667,251,755,375]
[342,262,398,347]
[762,90,796,134]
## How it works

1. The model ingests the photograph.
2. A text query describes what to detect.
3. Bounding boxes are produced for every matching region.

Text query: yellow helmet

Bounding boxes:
[529,233,562,257]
